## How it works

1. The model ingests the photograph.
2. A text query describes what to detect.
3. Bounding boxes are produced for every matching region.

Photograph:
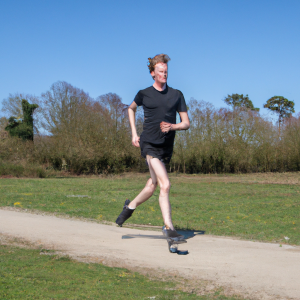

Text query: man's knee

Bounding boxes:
[160,180,171,193]
[146,178,157,194]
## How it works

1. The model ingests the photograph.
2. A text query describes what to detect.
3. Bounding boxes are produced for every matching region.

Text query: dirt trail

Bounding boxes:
[1,209,299,300]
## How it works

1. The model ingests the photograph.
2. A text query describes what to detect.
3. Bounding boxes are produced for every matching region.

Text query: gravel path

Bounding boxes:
[0,209,299,299]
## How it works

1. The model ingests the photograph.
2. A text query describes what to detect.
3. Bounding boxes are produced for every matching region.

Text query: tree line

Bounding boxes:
[0,81,298,175]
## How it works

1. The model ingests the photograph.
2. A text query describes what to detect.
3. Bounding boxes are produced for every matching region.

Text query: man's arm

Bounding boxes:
[160,111,190,133]
[128,101,140,147]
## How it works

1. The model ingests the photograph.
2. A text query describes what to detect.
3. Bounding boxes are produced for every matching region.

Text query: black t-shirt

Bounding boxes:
[134,85,187,145]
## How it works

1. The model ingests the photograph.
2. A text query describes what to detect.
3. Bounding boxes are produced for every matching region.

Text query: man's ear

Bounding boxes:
[150,71,155,80]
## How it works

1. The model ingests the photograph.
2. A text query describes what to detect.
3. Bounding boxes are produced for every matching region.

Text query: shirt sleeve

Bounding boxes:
[176,90,187,112]
[133,91,143,106]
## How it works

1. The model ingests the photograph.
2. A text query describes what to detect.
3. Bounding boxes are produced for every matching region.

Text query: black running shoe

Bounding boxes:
[116,199,134,226]
[162,226,185,241]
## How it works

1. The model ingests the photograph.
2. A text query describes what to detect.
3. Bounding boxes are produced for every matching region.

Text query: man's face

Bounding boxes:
[151,63,168,84]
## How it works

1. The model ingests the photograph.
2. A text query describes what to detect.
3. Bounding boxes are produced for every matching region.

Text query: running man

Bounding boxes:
[116,54,190,240]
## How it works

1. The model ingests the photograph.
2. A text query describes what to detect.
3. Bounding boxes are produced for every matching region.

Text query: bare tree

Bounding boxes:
[1,93,24,120]
[97,93,128,131]
[0,117,8,131]
[40,81,92,135]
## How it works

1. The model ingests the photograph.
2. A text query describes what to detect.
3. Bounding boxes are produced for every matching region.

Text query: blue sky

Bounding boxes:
[1,0,299,118]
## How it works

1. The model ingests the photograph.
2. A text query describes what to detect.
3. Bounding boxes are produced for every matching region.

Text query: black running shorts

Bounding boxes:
[140,138,173,164]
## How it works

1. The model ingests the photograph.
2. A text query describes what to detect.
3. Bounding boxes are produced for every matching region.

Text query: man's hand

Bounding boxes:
[132,135,140,147]
[160,121,172,133]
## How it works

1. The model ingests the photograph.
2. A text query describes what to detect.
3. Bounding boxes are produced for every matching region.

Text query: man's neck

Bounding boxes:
[153,82,166,91]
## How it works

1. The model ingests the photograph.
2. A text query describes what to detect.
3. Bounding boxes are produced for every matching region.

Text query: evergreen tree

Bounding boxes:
[264,96,295,133]
[224,93,259,111]
[5,99,38,141]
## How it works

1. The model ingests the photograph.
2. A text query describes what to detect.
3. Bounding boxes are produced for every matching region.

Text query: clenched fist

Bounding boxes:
[160,121,173,133]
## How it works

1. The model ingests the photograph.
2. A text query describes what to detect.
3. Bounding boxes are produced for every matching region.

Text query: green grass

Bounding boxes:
[0,244,243,299]
[1,173,299,245]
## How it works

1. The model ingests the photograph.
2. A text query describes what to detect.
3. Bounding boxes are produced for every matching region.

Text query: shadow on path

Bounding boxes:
[122,230,205,240]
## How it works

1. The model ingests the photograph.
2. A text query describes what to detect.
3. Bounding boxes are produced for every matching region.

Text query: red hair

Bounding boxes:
[147,54,170,73]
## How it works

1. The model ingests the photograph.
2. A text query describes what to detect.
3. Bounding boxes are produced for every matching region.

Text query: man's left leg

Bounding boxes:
[148,157,184,240]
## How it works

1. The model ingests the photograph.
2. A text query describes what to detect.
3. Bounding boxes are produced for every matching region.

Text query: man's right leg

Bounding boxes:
[128,177,157,209]
[115,158,157,226]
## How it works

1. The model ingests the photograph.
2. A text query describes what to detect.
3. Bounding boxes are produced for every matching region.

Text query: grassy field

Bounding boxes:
[0,242,244,300]
[1,172,299,245]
